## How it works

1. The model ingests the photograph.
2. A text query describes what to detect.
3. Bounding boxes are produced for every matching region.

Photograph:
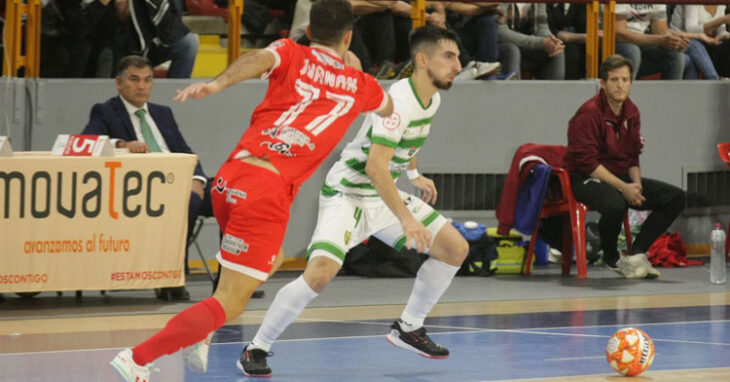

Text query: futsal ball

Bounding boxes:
[606,328,655,376]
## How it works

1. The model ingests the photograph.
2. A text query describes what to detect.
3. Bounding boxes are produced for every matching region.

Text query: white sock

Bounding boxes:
[399,258,459,332]
[249,275,318,352]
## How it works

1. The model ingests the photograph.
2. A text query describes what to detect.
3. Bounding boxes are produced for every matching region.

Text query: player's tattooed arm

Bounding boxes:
[174,49,276,102]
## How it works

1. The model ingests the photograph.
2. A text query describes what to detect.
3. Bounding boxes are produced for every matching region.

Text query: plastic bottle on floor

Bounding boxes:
[710,223,726,284]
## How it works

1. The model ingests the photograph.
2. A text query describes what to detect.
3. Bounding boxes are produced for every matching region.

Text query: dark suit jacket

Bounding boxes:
[82,96,205,179]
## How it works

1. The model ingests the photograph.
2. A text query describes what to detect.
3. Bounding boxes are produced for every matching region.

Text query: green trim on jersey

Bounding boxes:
[371,135,399,148]
[391,155,411,164]
[345,158,367,176]
[409,77,431,110]
[408,117,433,127]
[321,183,340,196]
[307,241,346,262]
[398,136,427,148]
[341,178,376,190]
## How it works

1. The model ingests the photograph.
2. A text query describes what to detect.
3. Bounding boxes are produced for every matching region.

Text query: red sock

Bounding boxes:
[132,297,226,365]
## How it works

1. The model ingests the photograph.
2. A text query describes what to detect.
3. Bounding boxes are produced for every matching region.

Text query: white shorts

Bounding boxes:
[306,191,449,265]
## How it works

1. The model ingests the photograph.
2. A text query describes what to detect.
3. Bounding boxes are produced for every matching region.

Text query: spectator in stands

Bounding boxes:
[565,55,685,279]
[614,3,687,80]
[85,0,125,78]
[670,4,730,80]
[348,1,445,78]
[497,3,565,79]
[443,2,503,80]
[546,3,588,80]
[115,0,199,78]
[82,55,212,300]
[40,0,112,78]
[290,0,313,43]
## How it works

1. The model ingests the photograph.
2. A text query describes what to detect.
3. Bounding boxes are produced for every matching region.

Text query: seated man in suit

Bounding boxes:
[82,55,211,300]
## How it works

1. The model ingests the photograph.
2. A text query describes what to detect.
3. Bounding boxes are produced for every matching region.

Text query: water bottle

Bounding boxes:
[710,223,726,284]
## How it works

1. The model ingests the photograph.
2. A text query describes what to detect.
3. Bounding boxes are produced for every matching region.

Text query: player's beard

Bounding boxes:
[428,68,453,90]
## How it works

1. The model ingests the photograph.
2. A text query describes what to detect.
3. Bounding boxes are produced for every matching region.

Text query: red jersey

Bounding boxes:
[228,38,388,186]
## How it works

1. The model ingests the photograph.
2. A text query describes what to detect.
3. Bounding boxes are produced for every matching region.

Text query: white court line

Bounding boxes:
[480,366,730,382]
[3,318,729,357]
[544,356,604,361]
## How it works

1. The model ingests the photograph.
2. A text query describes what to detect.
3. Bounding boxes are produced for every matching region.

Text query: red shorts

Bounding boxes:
[211,160,295,281]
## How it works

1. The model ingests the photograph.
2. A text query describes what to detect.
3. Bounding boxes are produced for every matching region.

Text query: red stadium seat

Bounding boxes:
[523,168,632,278]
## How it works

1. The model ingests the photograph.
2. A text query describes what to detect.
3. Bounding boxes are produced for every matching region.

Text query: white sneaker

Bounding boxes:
[110,348,153,382]
[616,255,649,279]
[455,66,478,81]
[473,61,501,77]
[632,253,661,278]
[182,332,213,373]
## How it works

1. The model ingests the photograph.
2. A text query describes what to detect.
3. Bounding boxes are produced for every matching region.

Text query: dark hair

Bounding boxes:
[309,0,353,46]
[408,25,459,62]
[116,55,152,78]
[599,55,633,81]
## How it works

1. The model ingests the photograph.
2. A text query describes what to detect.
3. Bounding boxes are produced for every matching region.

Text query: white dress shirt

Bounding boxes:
[119,95,171,153]
[118,96,206,186]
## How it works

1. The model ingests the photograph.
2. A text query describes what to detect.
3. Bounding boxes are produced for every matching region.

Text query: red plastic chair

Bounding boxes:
[523,168,632,279]
[717,142,730,259]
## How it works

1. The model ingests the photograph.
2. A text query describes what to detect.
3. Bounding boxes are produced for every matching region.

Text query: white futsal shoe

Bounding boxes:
[182,332,213,373]
[110,348,153,382]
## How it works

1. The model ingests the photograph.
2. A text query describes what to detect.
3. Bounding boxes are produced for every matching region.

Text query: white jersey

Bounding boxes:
[615,4,667,34]
[322,78,441,197]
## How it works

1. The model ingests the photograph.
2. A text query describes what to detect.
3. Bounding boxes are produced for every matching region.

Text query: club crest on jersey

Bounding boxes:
[383,112,401,131]
[344,230,352,245]
[262,126,316,151]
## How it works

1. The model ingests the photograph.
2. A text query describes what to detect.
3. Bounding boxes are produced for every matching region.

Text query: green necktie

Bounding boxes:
[134,109,162,152]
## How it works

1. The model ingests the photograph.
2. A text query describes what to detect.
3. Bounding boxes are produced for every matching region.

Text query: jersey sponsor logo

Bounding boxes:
[390,163,409,173]
[221,233,249,255]
[262,126,316,151]
[261,141,294,157]
[299,58,358,93]
[213,177,247,204]
[226,188,247,204]
[383,112,402,131]
[214,177,226,194]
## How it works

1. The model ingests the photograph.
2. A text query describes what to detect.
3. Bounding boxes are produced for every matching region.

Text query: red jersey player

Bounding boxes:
[110,1,393,381]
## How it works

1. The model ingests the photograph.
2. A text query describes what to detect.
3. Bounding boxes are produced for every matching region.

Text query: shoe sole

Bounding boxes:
[385,332,449,359]
[236,359,272,378]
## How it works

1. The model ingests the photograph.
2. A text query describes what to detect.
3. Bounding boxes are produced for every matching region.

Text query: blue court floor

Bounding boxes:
[2,304,728,382]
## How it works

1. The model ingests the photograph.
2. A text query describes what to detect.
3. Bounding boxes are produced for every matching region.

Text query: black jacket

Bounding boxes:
[127,0,190,53]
